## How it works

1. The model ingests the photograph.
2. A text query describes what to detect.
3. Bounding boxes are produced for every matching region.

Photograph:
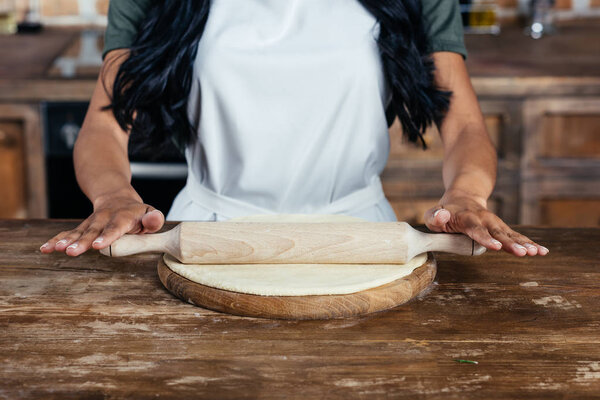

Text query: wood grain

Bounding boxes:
[157,253,437,320]
[104,222,483,264]
[1,220,599,398]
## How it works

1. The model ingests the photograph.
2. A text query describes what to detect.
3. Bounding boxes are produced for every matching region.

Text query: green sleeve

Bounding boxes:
[102,1,467,61]
[421,0,468,60]
[102,0,153,60]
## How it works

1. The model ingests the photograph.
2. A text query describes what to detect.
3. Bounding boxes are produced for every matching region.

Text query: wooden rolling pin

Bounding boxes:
[99,222,486,264]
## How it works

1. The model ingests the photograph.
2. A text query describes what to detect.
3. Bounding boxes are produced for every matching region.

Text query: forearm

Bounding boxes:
[440,120,497,207]
[73,126,141,209]
[73,48,141,209]
[421,53,547,257]
[430,52,497,208]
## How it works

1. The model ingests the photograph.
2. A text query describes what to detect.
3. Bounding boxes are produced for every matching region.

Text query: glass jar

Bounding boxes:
[0,0,17,35]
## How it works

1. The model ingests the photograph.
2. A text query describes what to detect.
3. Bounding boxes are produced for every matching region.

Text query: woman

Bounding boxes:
[40,0,548,257]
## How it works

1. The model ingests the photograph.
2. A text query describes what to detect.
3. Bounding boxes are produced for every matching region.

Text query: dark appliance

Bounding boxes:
[42,101,188,219]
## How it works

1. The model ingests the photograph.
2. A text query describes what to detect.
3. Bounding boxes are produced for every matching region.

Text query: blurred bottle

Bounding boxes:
[0,0,17,34]
[18,0,42,33]
[460,0,500,35]
[525,0,556,39]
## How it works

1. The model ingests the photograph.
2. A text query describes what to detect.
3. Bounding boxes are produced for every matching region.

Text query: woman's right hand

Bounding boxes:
[39,190,165,257]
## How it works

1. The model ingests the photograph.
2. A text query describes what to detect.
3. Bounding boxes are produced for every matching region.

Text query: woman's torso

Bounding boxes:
[167,0,397,222]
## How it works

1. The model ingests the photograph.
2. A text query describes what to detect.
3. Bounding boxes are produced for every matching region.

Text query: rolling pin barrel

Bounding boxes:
[99,222,486,264]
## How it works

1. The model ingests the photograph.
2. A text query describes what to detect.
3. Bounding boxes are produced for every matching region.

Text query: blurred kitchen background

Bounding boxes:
[0,0,598,226]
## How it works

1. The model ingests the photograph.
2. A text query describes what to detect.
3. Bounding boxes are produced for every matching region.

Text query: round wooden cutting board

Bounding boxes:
[157,252,436,320]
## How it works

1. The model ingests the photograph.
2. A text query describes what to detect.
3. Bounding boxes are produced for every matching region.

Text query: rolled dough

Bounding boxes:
[162,214,427,296]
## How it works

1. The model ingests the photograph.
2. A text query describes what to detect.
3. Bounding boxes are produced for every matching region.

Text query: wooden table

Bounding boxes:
[1,220,599,399]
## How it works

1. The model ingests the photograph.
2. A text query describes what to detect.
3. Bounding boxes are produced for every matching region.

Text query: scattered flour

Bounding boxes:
[520,282,539,287]
[532,295,582,310]
[574,361,600,385]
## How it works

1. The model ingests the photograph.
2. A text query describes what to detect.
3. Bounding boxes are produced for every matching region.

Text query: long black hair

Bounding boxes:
[103,0,451,155]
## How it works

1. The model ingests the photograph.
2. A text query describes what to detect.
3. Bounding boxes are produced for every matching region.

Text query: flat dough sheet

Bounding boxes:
[163,214,427,296]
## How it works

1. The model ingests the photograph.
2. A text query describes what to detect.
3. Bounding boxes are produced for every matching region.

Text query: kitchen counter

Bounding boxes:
[1,19,600,101]
[1,219,598,398]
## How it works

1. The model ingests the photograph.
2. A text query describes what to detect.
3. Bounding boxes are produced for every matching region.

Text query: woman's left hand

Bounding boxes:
[423,190,549,257]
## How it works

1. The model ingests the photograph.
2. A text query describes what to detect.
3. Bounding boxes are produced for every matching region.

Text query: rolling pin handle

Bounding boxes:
[99,245,112,257]
[98,226,180,259]
[472,239,487,256]
[414,231,487,258]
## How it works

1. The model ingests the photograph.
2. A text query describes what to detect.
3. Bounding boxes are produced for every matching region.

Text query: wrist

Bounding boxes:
[92,186,143,210]
[441,187,488,209]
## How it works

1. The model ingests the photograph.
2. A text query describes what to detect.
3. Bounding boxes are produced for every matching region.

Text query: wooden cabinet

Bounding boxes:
[0,119,26,218]
[520,97,600,226]
[1,97,597,225]
[381,95,600,227]
[383,100,521,225]
[0,104,46,218]
[3,24,600,226]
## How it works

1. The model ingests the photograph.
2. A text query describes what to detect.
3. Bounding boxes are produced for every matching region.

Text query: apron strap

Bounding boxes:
[185,170,385,219]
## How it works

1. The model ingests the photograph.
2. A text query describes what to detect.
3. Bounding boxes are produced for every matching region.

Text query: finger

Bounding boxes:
[450,210,502,251]
[41,221,91,253]
[65,224,105,256]
[91,207,163,250]
[48,212,108,254]
[464,225,503,251]
[480,212,550,256]
[488,226,527,257]
[491,226,538,256]
[54,229,85,252]
[505,229,549,256]
[140,208,165,234]
[95,213,139,248]
[424,207,451,232]
[511,233,539,256]
[39,239,57,253]
[537,244,549,256]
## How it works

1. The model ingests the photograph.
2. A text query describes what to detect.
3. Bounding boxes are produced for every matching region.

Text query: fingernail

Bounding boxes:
[433,209,448,220]
[513,243,527,252]
[40,243,49,250]
[66,243,78,250]
[56,239,68,246]
[93,237,104,244]
[540,246,549,254]
[523,243,535,248]
[491,239,502,247]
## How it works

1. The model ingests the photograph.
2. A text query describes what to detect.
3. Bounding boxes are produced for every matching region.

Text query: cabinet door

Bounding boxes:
[521,98,600,226]
[0,104,45,218]
[0,120,26,218]
[522,179,600,227]
[540,199,600,228]
[522,97,600,174]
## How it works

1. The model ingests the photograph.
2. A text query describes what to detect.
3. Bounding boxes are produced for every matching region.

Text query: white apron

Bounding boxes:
[166,0,397,222]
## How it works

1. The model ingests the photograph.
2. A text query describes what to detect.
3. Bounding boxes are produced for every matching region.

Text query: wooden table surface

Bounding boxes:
[1,220,599,399]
